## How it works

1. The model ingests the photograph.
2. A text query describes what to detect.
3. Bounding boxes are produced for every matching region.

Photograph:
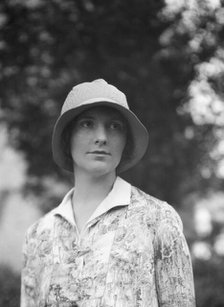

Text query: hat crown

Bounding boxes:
[61,79,128,114]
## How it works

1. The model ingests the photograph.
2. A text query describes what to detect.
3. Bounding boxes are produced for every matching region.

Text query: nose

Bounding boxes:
[95,124,107,145]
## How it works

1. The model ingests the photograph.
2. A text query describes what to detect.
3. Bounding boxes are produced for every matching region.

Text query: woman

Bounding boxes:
[21,79,196,307]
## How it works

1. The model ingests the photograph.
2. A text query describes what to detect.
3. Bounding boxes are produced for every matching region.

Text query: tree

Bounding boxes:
[1,1,224,306]
[0,0,223,206]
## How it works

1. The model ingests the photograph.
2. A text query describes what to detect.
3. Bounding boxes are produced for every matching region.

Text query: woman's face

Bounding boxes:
[70,106,127,177]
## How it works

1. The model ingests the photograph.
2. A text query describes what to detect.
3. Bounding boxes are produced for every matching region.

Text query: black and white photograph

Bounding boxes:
[0,0,224,306]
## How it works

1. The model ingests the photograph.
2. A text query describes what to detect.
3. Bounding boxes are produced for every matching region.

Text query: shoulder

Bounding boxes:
[25,207,57,243]
[22,208,60,270]
[130,185,183,230]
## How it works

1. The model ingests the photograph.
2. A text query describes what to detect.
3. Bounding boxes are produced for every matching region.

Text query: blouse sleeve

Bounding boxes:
[20,228,38,307]
[154,205,196,307]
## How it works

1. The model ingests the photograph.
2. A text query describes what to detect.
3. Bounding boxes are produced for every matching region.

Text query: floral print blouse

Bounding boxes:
[21,177,195,307]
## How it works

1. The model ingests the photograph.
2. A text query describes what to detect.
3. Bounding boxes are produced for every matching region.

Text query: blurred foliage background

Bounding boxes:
[0,0,224,306]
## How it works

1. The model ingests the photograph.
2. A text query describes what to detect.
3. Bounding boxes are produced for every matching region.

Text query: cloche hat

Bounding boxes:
[52,79,149,173]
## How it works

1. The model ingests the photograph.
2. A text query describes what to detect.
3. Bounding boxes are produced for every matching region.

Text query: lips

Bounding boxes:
[88,150,111,155]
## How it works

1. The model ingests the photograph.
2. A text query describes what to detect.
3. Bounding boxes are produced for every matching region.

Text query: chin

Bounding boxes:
[87,163,117,177]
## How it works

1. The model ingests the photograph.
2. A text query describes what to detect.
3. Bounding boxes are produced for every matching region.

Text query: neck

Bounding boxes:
[72,169,116,210]
[71,170,117,232]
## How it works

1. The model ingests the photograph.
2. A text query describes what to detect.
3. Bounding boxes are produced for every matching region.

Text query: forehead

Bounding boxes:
[77,106,125,121]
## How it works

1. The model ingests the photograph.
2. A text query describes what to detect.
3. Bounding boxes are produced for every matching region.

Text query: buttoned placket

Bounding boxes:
[66,214,103,277]
[73,222,91,272]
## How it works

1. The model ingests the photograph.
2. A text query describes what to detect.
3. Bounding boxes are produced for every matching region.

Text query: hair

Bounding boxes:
[61,108,134,169]
[61,119,74,162]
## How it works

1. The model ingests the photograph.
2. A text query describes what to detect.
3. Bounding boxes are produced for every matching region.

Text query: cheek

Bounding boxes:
[70,131,88,153]
[113,135,127,154]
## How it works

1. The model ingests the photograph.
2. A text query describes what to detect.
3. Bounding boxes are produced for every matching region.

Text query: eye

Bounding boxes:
[109,121,125,131]
[78,119,94,128]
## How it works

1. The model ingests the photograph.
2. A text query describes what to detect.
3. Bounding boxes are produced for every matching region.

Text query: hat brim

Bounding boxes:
[52,100,149,173]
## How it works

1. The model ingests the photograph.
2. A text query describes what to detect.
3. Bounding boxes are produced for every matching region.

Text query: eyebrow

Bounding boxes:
[78,115,94,120]
[78,114,125,122]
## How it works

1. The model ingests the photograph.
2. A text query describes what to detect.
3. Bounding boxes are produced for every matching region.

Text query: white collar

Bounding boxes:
[52,188,76,226]
[53,176,131,227]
